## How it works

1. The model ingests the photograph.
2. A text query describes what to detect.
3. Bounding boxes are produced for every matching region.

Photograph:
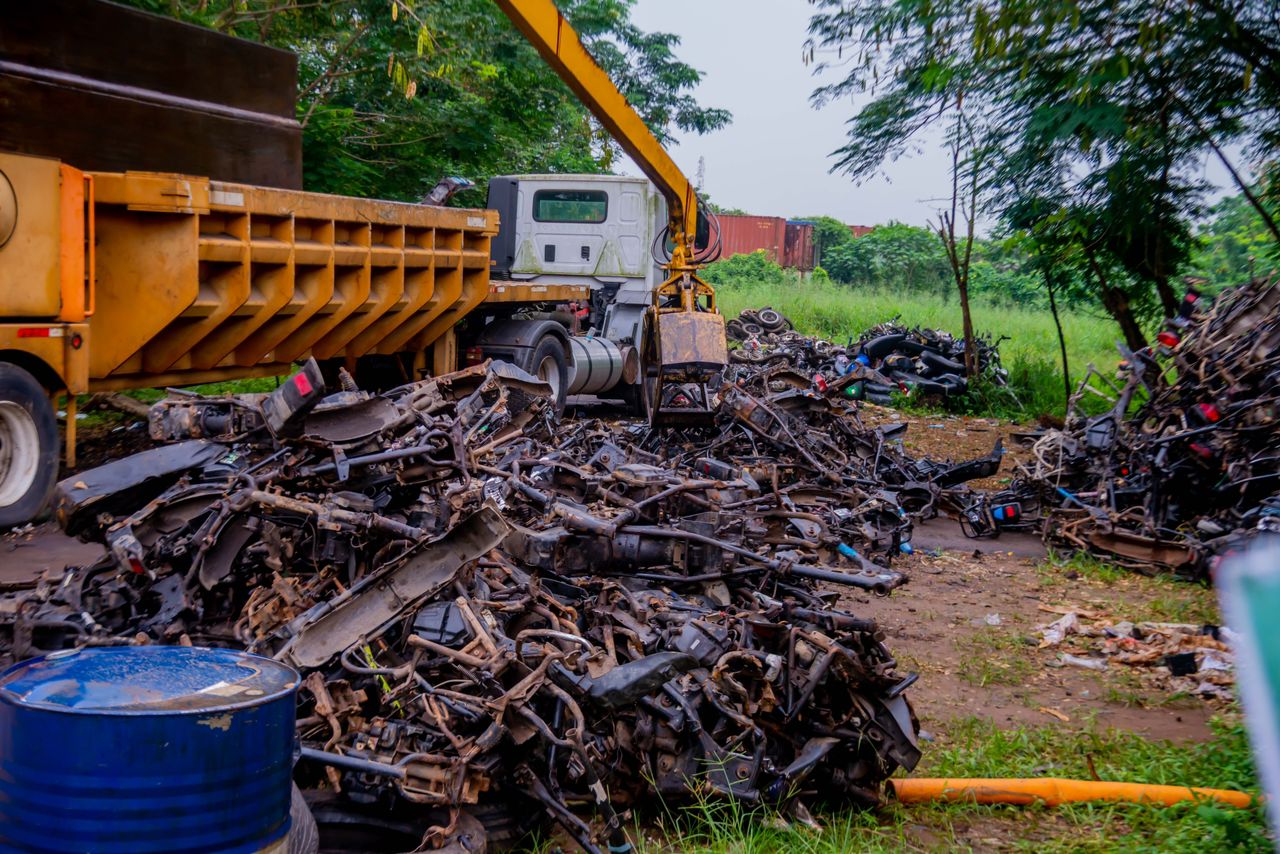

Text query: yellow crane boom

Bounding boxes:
[493,0,698,263]
[495,0,726,424]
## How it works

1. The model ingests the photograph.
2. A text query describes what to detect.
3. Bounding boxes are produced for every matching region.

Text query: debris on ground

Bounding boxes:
[725,308,1007,406]
[1015,280,1280,579]
[1038,610,1236,703]
[83,391,153,419]
[0,358,1008,852]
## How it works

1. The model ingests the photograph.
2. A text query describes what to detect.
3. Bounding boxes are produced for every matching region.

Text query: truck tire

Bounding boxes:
[286,783,319,854]
[0,364,57,528]
[529,336,568,413]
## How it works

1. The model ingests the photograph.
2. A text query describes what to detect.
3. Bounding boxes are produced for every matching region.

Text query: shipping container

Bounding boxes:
[715,214,787,264]
[715,214,859,271]
[783,220,816,271]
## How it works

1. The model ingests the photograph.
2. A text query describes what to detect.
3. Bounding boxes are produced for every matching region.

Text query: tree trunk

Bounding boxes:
[957,278,977,376]
[1084,248,1148,352]
[1042,268,1071,412]
[1099,287,1148,352]
[1153,273,1178,318]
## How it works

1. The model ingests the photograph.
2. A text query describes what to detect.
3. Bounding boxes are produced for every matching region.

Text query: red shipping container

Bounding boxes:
[714,214,787,264]
[849,224,875,238]
[783,221,815,271]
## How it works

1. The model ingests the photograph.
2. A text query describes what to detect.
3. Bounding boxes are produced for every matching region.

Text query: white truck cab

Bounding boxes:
[488,174,664,290]
[476,174,671,407]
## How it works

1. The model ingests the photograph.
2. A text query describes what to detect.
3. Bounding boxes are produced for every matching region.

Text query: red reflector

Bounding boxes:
[17,328,51,338]
[70,333,83,350]
[1196,403,1221,423]
[293,372,313,395]
[1157,331,1180,347]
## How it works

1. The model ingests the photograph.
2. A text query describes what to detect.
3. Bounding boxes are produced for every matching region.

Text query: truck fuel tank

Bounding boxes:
[567,335,627,396]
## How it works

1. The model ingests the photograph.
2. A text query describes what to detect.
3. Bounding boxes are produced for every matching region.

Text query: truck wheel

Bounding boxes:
[530,336,568,413]
[0,364,57,528]
[286,783,319,854]
[621,382,646,418]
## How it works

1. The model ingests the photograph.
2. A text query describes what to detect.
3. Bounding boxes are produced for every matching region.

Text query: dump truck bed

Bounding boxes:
[84,168,499,391]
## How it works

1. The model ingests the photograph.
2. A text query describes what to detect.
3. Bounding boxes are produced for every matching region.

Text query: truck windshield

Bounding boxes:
[533,190,608,223]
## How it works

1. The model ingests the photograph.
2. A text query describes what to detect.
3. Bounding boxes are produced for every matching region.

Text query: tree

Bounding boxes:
[1003,196,1084,407]
[119,0,730,200]
[796,215,855,263]
[821,223,951,291]
[933,117,982,376]
[704,199,749,216]
[803,0,1277,342]
[1190,192,1280,289]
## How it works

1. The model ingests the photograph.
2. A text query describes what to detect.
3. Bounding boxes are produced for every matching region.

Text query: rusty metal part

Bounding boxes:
[269,508,511,669]
[1044,508,1198,575]
[642,308,728,427]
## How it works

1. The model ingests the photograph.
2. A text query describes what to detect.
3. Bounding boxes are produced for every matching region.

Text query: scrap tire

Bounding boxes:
[0,363,57,528]
[286,784,320,854]
[529,336,568,413]
[757,308,785,331]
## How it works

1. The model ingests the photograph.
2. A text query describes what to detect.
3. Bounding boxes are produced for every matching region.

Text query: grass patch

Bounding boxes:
[62,375,288,427]
[1145,589,1221,626]
[1037,550,1221,626]
[635,716,1268,852]
[955,627,1037,687]
[1041,550,1130,584]
[126,374,286,403]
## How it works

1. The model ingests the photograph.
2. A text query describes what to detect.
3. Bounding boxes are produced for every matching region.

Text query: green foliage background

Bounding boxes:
[117,0,730,204]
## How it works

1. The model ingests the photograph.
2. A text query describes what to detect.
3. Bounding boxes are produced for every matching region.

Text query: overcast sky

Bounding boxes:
[621,0,951,228]
[621,0,1232,230]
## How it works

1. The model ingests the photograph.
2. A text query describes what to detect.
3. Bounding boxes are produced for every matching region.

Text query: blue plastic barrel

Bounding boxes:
[0,646,299,854]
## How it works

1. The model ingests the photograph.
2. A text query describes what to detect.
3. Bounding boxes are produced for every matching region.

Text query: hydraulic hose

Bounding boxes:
[889,777,1254,808]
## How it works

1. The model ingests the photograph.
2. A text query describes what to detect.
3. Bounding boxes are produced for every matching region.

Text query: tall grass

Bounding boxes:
[716,273,1124,419]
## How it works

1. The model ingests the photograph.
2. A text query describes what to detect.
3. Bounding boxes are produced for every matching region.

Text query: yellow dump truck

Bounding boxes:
[0,0,725,525]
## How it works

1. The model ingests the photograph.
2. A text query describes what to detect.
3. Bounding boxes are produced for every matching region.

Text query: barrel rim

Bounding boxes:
[0,645,299,716]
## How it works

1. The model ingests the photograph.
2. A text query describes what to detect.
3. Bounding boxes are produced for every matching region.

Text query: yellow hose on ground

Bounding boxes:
[889,777,1254,808]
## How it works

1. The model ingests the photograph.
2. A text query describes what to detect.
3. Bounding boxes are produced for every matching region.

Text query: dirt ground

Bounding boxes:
[844,546,1219,741]
[857,403,1039,491]
[845,406,1224,742]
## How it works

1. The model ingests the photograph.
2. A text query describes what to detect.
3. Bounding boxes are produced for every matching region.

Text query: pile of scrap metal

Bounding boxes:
[1014,281,1280,579]
[726,309,1007,405]
[0,358,1002,853]
[853,320,1008,401]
